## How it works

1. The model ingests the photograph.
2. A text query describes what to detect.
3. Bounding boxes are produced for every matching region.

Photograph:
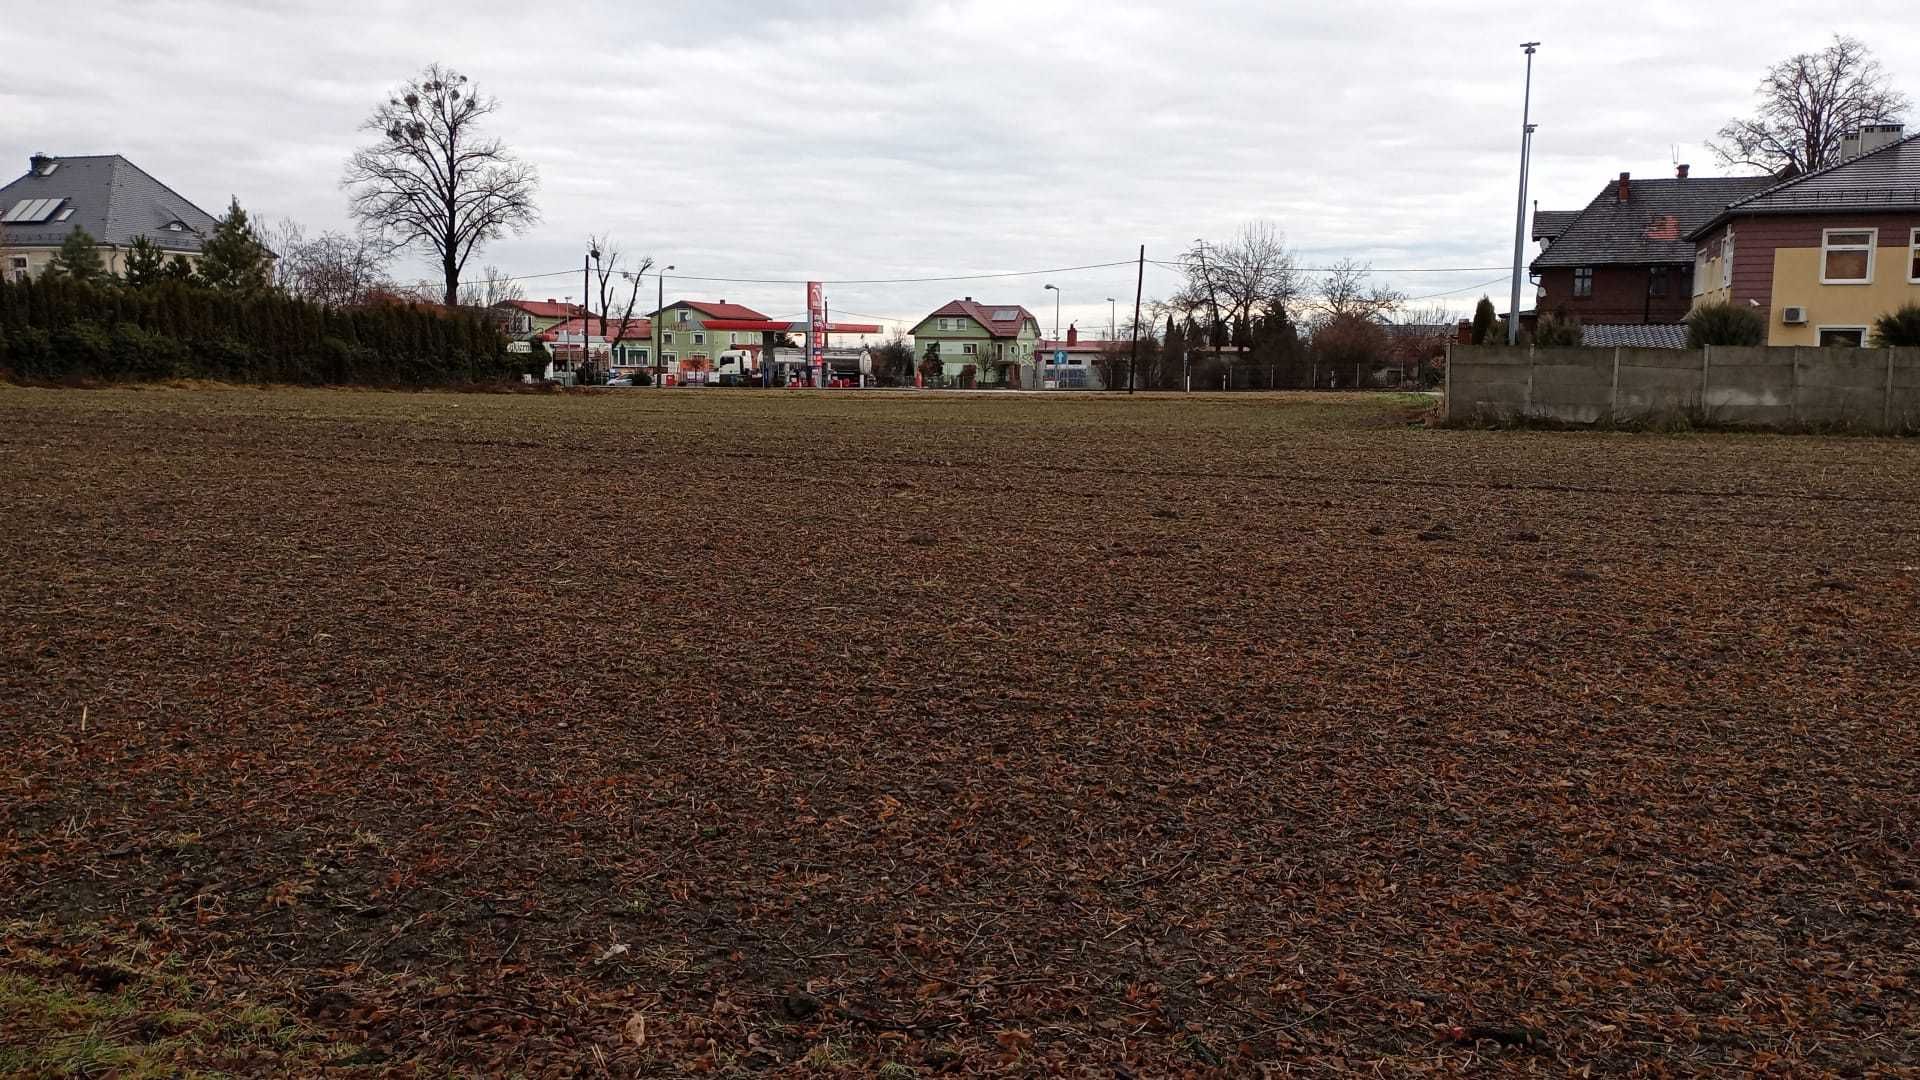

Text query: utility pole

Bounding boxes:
[1508,42,1540,346]
[1128,245,1144,395]
[655,264,673,387]
[1107,297,1116,341]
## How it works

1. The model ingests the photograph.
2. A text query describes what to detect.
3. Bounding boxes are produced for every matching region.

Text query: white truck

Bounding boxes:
[712,350,757,386]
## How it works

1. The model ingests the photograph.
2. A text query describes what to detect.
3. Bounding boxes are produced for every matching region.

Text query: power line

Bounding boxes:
[491,259,1142,288]
[1147,259,1512,274]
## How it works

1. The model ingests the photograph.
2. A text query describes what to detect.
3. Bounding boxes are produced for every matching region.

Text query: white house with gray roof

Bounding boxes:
[0,153,221,282]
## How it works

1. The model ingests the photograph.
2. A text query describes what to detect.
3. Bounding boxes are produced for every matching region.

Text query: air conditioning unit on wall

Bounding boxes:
[1781,306,1808,325]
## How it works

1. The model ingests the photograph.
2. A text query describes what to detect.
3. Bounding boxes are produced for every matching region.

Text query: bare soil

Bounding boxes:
[2,387,1916,1076]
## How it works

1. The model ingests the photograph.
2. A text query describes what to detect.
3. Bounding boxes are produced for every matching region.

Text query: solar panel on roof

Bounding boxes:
[992,308,1017,320]
[2,198,64,224]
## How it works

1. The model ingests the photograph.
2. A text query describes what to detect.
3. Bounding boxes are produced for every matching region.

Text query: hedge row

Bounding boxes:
[0,277,515,385]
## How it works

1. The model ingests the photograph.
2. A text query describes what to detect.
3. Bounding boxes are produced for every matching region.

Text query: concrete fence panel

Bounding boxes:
[1445,345,1920,432]
[1616,349,1703,416]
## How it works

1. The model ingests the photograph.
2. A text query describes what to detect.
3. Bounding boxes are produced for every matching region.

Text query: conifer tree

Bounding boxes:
[47,227,106,284]
[197,197,271,293]
[123,237,167,287]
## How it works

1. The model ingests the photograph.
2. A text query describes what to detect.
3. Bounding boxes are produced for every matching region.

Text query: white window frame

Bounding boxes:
[938,318,950,330]
[1815,325,1869,348]
[1721,228,1735,289]
[1693,247,1711,296]
[692,332,706,345]
[677,309,690,324]
[1820,228,1876,285]
[1908,228,1919,284]
[961,342,977,355]
[662,331,674,345]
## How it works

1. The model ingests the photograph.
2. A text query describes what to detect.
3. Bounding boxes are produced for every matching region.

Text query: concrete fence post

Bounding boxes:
[1790,346,1801,426]
[1525,345,1535,415]
[1701,345,1712,413]
[1886,348,1897,432]
[1611,347,1621,419]
[1443,343,1452,421]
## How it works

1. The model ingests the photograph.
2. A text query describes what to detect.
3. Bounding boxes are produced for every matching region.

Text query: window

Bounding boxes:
[663,332,674,344]
[1721,227,1734,288]
[937,318,950,330]
[1648,266,1669,298]
[662,351,677,364]
[1694,247,1712,296]
[677,310,690,323]
[1909,228,1919,283]
[1817,327,1867,347]
[1573,267,1593,297]
[693,332,706,345]
[1821,229,1876,283]
[727,332,737,344]
[961,342,977,355]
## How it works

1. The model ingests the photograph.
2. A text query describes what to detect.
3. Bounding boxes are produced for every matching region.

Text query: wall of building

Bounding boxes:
[1447,344,1920,430]
[1538,264,1694,324]
[1693,214,1920,342]
[911,316,1039,384]
[655,304,759,373]
[1764,233,1920,345]
[3,245,201,281]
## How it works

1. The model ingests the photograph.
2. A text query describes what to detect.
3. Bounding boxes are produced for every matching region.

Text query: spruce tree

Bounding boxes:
[123,237,167,287]
[196,197,270,293]
[47,227,106,284]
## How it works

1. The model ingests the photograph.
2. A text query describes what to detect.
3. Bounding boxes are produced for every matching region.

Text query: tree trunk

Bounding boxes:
[442,253,459,308]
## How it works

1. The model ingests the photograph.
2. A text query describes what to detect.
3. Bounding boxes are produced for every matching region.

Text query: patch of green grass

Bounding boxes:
[0,931,359,1078]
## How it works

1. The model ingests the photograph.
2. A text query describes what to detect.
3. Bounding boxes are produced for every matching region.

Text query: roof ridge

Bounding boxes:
[1724,130,1920,210]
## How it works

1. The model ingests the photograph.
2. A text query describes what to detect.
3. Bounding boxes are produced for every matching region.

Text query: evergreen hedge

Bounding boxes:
[0,276,514,386]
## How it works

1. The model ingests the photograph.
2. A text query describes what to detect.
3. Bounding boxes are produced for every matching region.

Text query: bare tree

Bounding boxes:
[585,236,656,364]
[459,265,523,308]
[271,219,394,307]
[1311,259,1405,322]
[343,64,539,307]
[1708,35,1910,175]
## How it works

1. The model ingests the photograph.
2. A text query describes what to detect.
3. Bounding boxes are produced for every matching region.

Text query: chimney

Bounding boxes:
[1066,323,1078,345]
[546,298,557,304]
[1844,123,1906,159]
[963,296,973,303]
[1675,163,1690,179]
[1616,171,1631,202]
[28,152,53,175]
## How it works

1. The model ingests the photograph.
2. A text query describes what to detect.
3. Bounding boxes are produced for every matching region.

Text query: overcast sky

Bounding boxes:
[6,1,1917,336]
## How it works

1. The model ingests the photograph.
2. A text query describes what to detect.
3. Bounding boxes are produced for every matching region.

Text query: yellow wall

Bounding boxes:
[1766,242,1920,345]
[2,245,201,280]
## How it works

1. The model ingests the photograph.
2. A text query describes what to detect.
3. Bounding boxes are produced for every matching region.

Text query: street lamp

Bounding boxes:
[1043,283,1060,339]
[656,264,674,387]
[584,243,601,381]
[1508,43,1540,346]
[1106,297,1116,341]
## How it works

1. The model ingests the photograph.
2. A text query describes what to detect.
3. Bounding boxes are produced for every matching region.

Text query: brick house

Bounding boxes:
[1530,168,1772,328]
[1687,125,1920,347]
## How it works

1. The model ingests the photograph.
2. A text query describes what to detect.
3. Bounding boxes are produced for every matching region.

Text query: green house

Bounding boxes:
[908,299,1041,388]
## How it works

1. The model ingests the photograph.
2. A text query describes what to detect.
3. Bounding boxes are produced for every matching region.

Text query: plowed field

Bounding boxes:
[2,386,1916,1076]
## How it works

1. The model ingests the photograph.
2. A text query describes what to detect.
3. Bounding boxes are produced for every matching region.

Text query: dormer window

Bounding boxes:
[166,221,187,232]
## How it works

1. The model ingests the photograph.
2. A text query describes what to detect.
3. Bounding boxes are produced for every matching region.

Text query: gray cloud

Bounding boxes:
[6,0,1916,332]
